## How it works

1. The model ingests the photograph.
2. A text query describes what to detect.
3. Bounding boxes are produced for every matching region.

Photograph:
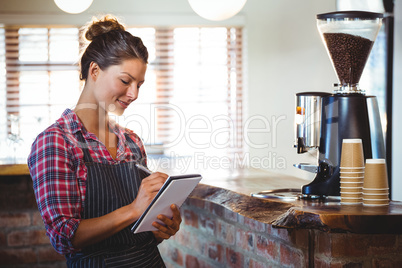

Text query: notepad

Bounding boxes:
[131,174,202,233]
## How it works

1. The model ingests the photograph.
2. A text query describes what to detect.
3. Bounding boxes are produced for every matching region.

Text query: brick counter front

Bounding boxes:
[0,175,66,267]
[158,184,402,268]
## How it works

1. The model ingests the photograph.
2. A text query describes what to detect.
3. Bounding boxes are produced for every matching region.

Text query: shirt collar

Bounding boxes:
[57,108,84,135]
[57,108,127,140]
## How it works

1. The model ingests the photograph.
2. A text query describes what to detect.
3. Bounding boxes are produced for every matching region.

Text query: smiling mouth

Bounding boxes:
[117,99,130,108]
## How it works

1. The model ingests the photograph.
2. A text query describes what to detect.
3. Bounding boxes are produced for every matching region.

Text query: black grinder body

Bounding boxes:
[302,93,385,196]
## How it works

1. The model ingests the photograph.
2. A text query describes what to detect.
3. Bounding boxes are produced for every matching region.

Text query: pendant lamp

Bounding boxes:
[336,0,385,13]
[188,0,247,21]
[54,0,93,14]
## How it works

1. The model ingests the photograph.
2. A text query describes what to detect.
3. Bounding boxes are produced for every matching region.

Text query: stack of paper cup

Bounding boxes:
[363,159,389,206]
[340,139,364,204]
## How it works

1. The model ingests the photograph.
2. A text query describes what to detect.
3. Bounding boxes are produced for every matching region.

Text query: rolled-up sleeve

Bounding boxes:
[28,129,82,254]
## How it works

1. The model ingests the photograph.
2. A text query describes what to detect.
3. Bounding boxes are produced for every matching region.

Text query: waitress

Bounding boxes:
[28,15,181,267]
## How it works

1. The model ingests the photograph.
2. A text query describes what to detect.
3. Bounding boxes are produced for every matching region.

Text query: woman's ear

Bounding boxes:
[89,62,100,81]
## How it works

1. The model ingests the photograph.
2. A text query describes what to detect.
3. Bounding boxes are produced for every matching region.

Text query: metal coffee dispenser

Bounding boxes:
[294,11,386,198]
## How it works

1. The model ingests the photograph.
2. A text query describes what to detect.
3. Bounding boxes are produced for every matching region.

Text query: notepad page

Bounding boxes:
[133,177,200,233]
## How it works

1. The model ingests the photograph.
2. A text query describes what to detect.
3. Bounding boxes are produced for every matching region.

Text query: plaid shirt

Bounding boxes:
[27,109,147,254]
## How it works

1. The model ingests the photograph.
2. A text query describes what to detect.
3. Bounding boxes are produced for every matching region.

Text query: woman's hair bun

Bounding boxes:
[84,15,126,41]
[79,14,149,80]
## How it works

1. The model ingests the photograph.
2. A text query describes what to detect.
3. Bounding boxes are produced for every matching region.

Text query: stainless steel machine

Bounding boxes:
[294,11,386,198]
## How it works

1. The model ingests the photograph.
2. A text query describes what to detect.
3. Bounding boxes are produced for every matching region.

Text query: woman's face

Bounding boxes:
[93,58,147,116]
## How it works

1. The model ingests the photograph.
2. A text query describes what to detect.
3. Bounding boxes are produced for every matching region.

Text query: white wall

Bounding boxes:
[241,0,335,182]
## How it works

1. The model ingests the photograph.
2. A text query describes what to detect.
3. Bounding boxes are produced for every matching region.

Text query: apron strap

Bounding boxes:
[124,134,146,165]
[75,131,145,164]
[76,131,94,163]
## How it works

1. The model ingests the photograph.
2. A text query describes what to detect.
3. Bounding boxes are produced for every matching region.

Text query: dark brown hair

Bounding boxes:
[79,15,148,81]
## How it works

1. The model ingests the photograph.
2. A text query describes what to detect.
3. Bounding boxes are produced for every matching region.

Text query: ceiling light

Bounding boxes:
[336,0,385,13]
[54,0,93,14]
[188,0,247,21]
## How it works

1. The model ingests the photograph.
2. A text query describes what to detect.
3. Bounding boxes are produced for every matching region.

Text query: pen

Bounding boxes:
[135,163,153,175]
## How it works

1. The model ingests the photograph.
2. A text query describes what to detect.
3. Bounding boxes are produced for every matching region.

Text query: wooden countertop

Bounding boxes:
[0,164,30,176]
[190,174,402,234]
[160,160,402,234]
[2,160,402,234]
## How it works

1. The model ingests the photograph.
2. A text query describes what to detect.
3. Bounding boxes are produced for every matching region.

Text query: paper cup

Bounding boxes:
[341,192,362,198]
[362,188,389,194]
[340,171,365,178]
[340,177,363,181]
[340,181,363,188]
[362,193,389,200]
[341,197,362,204]
[341,177,363,181]
[340,167,365,170]
[363,199,389,206]
[340,169,365,174]
[363,159,388,189]
[340,187,362,193]
[340,139,364,168]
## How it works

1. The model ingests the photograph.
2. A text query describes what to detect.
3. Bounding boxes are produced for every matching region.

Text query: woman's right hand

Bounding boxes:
[130,172,169,218]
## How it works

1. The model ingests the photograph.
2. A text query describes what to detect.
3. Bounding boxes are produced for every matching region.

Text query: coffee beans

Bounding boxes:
[323,33,374,86]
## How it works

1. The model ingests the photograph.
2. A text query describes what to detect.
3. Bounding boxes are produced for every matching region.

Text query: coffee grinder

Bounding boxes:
[294,11,386,198]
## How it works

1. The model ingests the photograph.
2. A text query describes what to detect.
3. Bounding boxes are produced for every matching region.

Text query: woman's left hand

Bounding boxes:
[152,204,182,243]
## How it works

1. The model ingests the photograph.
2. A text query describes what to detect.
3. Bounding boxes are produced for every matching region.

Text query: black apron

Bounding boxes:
[66,132,165,267]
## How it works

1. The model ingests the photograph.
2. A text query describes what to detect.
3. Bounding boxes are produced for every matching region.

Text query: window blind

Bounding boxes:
[123,27,244,160]
[0,28,6,143]
[1,27,80,150]
[0,26,244,163]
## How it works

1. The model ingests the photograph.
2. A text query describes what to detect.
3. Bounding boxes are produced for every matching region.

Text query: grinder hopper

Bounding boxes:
[317,11,383,93]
